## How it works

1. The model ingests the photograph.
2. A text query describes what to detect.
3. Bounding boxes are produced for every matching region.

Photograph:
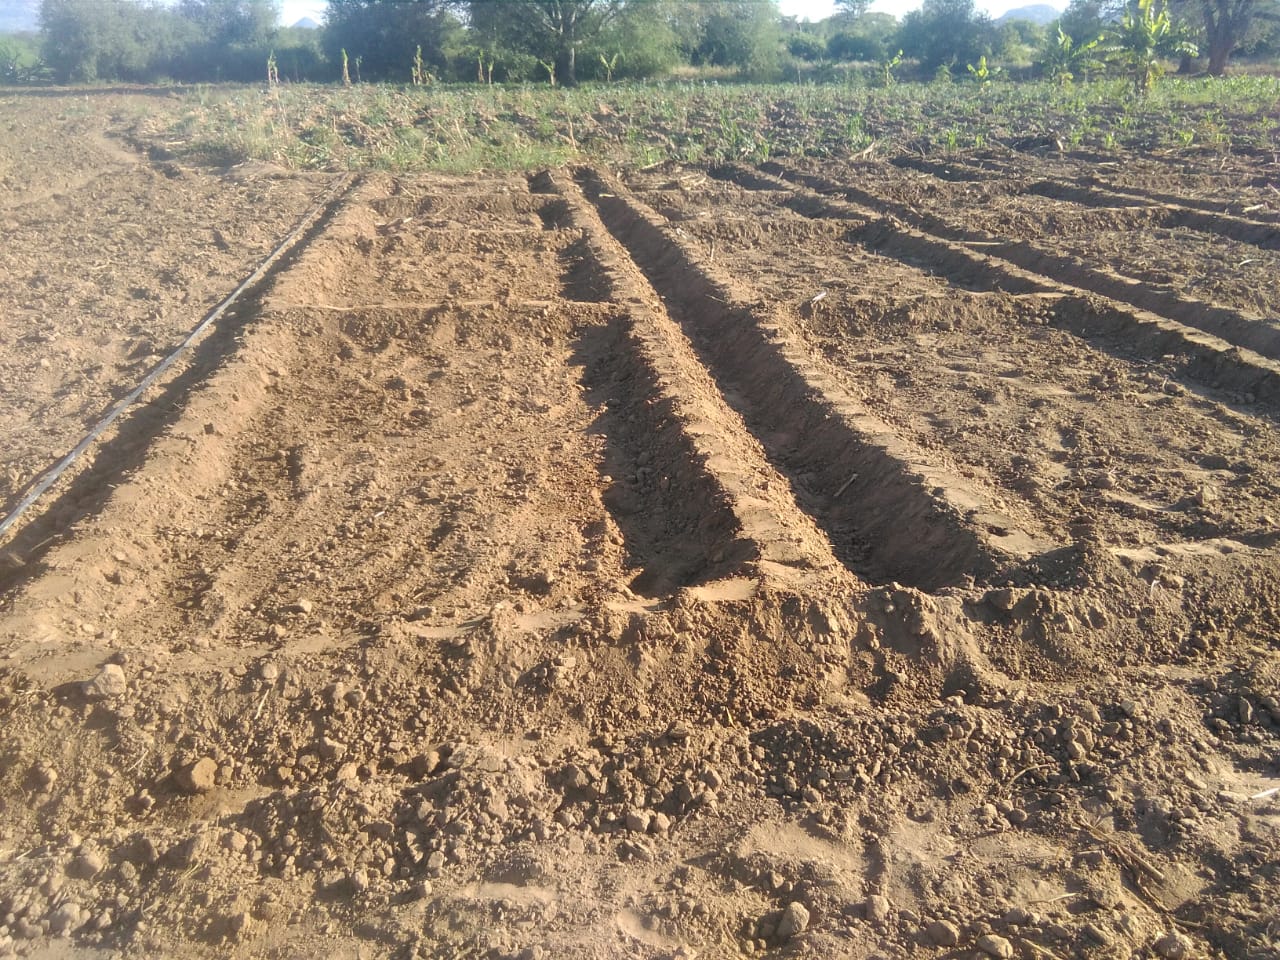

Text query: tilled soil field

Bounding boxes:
[1,95,1279,960]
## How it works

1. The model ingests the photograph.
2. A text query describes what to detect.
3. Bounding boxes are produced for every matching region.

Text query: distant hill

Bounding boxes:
[995,4,1061,24]
[0,0,39,33]
[291,17,321,29]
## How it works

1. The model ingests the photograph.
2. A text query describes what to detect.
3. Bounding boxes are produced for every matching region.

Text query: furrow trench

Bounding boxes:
[547,172,851,589]
[1026,180,1280,249]
[891,156,1280,248]
[718,163,1280,410]
[762,160,1280,362]
[574,166,1051,590]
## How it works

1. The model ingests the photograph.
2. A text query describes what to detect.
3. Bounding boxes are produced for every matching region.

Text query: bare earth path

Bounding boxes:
[0,93,1278,960]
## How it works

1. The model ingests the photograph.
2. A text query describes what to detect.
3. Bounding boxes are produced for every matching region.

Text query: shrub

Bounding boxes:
[827,31,885,62]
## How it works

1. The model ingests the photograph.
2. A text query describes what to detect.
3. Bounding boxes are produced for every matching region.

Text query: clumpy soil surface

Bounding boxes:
[1,92,1279,960]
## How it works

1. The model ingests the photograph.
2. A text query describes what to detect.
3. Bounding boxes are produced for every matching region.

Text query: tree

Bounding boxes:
[787,32,827,60]
[1057,0,1125,41]
[179,0,276,45]
[686,0,782,75]
[995,16,1047,61]
[171,0,282,81]
[1244,0,1280,58]
[578,1,681,80]
[1107,0,1198,92]
[897,0,993,70]
[466,0,624,84]
[40,0,192,82]
[827,11,896,61]
[324,0,463,81]
[37,0,325,82]
[1191,0,1258,72]
[835,0,871,20]
[270,23,326,81]
[0,33,42,82]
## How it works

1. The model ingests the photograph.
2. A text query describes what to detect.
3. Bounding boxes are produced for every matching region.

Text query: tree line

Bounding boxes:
[14,0,1280,86]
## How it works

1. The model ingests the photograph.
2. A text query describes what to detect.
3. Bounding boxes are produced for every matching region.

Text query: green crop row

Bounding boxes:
[137,75,1280,173]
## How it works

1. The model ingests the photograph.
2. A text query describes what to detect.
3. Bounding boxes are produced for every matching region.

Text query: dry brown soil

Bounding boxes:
[1,92,1279,960]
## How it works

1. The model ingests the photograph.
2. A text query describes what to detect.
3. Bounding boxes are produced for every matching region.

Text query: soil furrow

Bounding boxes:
[0,175,648,667]
[575,166,1050,590]
[548,171,854,586]
[1026,180,1280,249]
[712,164,1050,296]
[891,156,1280,248]
[890,155,1005,183]
[625,169,1280,554]
[0,175,365,582]
[9,94,1280,960]
[1091,177,1280,225]
[719,162,1280,409]
[762,160,1280,362]
[895,153,1280,224]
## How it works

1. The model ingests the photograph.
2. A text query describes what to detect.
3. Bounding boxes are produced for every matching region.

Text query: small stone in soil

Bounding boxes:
[47,902,82,935]
[174,757,218,794]
[928,919,960,947]
[229,911,253,939]
[777,902,810,940]
[977,934,1015,959]
[1154,931,1195,960]
[864,894,891,923]
[67,849,104,879]
[83,664,127,699]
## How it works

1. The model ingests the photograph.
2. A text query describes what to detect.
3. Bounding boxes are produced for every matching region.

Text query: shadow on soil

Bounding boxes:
[571,314,753,598]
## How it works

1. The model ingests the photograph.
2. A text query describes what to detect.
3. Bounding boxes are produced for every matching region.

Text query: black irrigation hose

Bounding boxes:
[0,173,357,542]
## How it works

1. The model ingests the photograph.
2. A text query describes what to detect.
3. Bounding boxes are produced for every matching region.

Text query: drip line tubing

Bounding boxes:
[0,173,356,542]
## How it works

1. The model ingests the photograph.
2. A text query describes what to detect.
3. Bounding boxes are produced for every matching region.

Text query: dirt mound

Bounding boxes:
[1,101,1279,960]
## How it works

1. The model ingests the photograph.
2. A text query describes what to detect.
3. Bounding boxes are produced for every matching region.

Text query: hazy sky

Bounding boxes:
[280,0,1066,28]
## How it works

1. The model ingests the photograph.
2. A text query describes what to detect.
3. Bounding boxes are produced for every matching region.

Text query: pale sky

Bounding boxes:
[281,0,1065,29]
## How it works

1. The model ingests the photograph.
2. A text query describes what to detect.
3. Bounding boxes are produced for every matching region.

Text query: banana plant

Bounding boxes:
[598,51,620,83]
[1107,0,1198,95]
[1040,27,1103,85]
[965,55,1002,87]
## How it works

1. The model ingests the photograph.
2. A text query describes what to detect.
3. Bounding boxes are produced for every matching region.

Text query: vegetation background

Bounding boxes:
[1,0,1276,177]
[1,0,1277,88]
